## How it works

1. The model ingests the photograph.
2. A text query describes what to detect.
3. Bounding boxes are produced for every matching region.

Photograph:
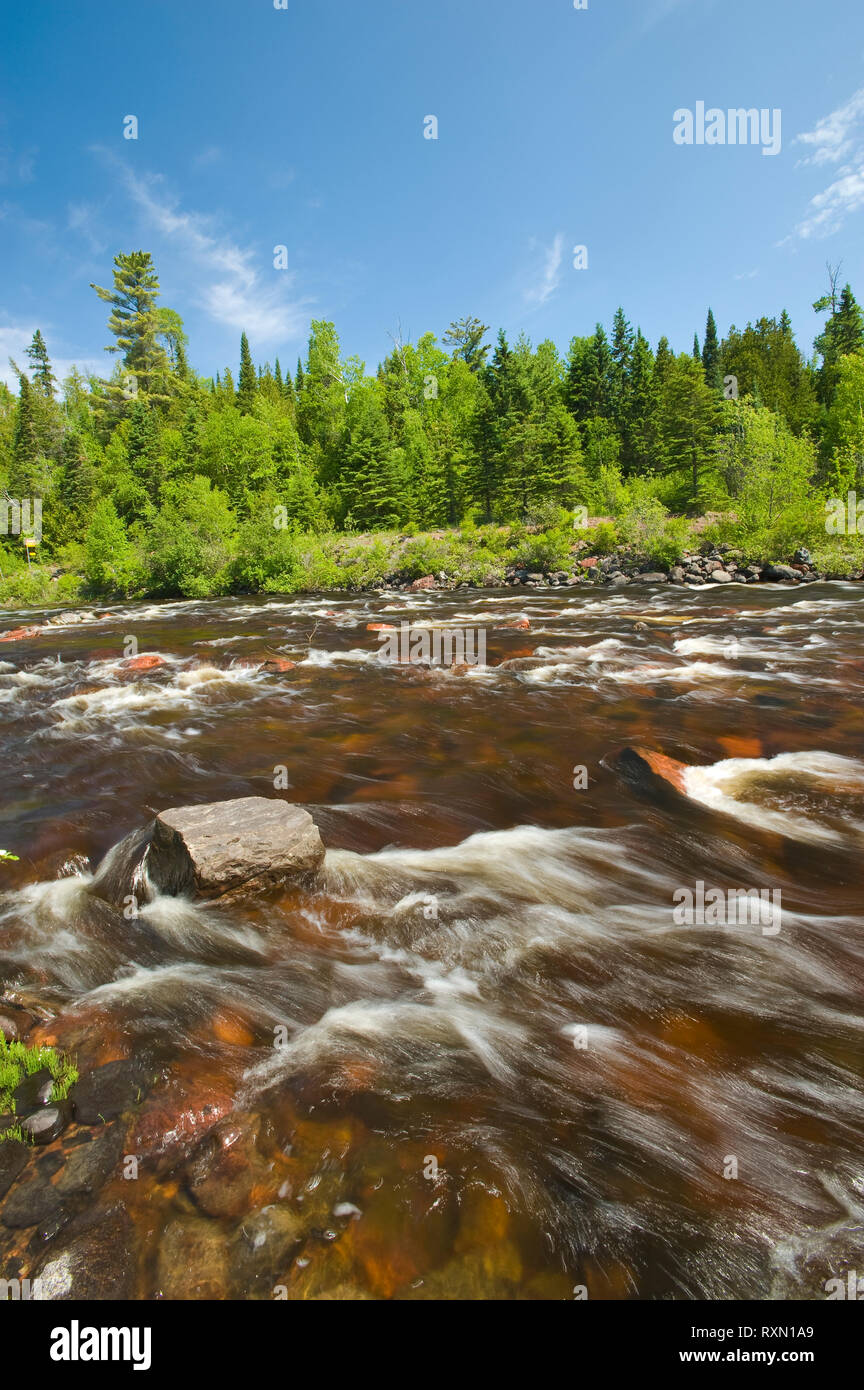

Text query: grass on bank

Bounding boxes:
[0,1035,79,1141]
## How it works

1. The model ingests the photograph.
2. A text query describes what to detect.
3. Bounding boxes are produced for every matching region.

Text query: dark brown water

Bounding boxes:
[2,583,864,1300]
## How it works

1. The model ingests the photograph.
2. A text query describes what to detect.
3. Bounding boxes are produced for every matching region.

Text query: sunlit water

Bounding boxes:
[1,583,864,1299]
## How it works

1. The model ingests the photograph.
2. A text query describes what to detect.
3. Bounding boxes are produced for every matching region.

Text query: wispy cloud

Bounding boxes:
[101,152,310,343]
[524,233,564,307]
[789,89,864,240]
[0,317,100,391]
[0,145,37,185]
[734,269,759,281]
[795,88,864,167]
[193,146,222,169]
[67,201,108,255]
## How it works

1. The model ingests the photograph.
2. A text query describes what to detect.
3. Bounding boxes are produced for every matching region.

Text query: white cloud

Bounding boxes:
[524,233,564,307]
[793,163,864,240]
[107,156,310,344]
[795,88,864,167]
[0,318,101,391]
[788,88,864,240]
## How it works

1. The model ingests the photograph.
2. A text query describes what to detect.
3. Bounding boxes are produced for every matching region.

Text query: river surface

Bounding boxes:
[1,583,864,1300]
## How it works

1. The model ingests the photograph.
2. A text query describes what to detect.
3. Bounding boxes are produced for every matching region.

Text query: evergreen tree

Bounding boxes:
[237,332,257,414]
[442,317,491,372]
[10,374,42,495]
[90,251,169,402]
[24,330,56,398]
[814,284,864,404]
[701,309,721,389]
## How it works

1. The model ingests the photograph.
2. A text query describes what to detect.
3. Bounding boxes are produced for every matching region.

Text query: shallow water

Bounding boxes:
[1,583,864,1299]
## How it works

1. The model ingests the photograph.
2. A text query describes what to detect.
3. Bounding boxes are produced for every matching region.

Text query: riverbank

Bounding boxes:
[3,516,864,610]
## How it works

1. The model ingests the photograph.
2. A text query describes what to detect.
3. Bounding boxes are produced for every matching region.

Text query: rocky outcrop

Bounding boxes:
[90,797,326,909]
[607,746,690,797]
[148,797,325,900]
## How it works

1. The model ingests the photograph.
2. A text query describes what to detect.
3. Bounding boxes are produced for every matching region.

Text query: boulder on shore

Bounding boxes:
[148,796,325,900]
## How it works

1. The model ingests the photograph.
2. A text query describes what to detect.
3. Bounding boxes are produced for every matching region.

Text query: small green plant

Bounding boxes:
[0,1035,79,1139]
[0,850,19,862]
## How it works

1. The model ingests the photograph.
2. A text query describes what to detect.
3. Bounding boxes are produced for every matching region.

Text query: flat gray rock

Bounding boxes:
[148,797,325,900]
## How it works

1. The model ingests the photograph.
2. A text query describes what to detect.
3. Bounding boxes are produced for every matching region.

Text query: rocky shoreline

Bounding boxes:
[380,545,859,593]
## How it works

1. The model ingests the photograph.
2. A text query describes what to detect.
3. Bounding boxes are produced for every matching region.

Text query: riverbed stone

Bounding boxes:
[20,1104,71,1146]
[72,1059,151,1125]
[230,1203,305,1296]
[55,1122,125,1195]
[0,1006,34,1041]
[148,796,325,899]
[157,1217,229,1300]
[34,1202,136,1299]
[186,1116,276,1219]
[1,1172,64,1226]
[0,1139,30,1200]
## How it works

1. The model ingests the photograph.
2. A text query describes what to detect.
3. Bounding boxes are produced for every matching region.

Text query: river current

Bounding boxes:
[1,582,863,1300]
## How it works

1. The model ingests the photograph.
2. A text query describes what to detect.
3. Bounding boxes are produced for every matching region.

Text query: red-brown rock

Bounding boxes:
[120,654,167,673]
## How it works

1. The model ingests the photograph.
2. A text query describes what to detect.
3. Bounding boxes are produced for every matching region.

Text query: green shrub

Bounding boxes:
[583,520,619,555]
[617,494,690,567]
[144,477,236,597]
[511,526,574,572]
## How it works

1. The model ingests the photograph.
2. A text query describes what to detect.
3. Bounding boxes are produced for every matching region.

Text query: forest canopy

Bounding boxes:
[1,251,863,600]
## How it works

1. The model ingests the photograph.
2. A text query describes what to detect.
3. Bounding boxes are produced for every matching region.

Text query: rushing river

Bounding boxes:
[1,583,864,1300]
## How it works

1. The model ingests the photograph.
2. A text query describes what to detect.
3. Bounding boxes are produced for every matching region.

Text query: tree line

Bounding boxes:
[1,250,863,597]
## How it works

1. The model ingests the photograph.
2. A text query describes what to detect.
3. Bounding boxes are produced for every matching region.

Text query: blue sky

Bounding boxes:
[1,0,863,388]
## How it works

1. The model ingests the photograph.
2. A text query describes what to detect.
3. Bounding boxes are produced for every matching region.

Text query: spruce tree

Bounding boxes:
[814,283,864,404]
[24,330,56,398]
[11,374,41,494]
[237,332,257,414]
[701,309,721,389]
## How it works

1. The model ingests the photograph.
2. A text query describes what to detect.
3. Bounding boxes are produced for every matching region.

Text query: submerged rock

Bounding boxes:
[157,1217,229,1300]
[34,1202,137,1299]
[608,746,690,797]
[148,796,325,900]
[0,1139,30,1201]
[1,1171,65,1226]
[71,1059,150,1126]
